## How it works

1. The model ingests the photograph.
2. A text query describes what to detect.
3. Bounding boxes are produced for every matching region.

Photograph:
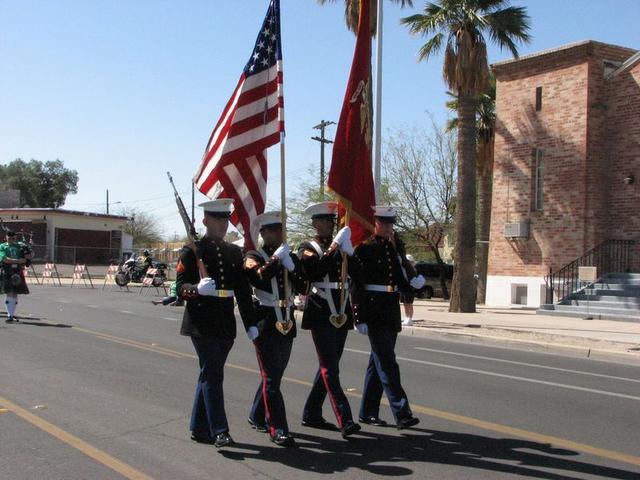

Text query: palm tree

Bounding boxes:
[446,73,496,304]
[317,0,414,35]
[402,0,530,313]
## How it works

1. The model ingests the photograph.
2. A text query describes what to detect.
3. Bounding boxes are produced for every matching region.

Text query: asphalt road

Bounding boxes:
[1,286,639,479]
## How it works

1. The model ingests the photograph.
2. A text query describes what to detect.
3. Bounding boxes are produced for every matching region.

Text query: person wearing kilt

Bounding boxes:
[0,231,32,323]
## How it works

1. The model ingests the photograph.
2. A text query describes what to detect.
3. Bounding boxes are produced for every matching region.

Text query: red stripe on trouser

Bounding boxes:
[312,331,344,428]
[254,344,277,438]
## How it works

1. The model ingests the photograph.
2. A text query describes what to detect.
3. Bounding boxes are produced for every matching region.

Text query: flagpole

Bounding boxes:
[280,133,293,334]
[339,206,350,310]
[373,0,383,201]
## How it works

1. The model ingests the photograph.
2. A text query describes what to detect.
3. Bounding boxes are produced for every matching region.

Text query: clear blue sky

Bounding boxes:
[1,0,638,240]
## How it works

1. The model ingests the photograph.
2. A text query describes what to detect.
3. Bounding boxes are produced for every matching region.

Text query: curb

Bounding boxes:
[398,324,640,362]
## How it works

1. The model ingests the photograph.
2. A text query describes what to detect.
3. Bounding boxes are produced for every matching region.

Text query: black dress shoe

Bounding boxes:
[270,429,295,447]
[301,417,336,431]
[190,433,214,445]
[359,416,387,426]
[213,432,234,448]
[397,416,420,430]
[5,317,14,324]
[247,418,269,433]
[341,421,362,438]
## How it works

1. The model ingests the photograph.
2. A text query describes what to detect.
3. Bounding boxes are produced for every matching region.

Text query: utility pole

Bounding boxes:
[106,189,109,215]
[311,120,335,199]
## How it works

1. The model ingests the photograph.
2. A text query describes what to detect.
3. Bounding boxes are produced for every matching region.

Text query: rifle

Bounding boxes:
[167,172,198,242]
[167,172,208,280]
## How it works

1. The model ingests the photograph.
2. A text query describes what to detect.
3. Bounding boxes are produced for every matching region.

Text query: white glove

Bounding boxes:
[197,277,217,296]
[340,237,354,256]
[410,274,426,290]
[247,326,260,341]
[333,226,351,246]
[355,323,368,335]
[274,243,291,260]
[281,254,295,272]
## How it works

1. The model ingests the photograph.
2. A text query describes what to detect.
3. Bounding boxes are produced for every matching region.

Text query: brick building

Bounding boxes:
[486,40,640,307]
[0,208,132,265]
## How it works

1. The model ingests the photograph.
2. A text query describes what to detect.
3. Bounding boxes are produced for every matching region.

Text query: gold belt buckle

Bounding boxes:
[386,285,395,293]
[277,299,289,308]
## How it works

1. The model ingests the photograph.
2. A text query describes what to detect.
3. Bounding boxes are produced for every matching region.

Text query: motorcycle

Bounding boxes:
[115,255,168,287]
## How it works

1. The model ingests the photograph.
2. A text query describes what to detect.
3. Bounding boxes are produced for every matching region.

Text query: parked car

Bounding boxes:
[414,262,453,299]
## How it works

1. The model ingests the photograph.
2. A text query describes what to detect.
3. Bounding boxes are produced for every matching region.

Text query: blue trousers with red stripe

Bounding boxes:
[359,327,413,423]
[302,326,353,428]
[190,336,234,436]
[250,334,293,436]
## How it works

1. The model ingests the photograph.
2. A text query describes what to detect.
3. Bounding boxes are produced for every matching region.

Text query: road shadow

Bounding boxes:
[220,427,639,479]
[0,315,72,328]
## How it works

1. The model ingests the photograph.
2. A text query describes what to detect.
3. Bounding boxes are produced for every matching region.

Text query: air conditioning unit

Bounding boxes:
[504,222,529,239]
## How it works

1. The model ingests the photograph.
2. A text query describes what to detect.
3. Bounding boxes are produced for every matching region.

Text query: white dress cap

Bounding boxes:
[253,211,284,229]
[199,198,234,216]
[304,201,338,218]
[372,205,399,219]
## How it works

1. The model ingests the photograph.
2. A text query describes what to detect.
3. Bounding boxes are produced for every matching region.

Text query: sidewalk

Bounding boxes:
[404,299,640,359]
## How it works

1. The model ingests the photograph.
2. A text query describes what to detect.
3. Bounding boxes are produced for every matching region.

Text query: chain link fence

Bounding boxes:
[29,244,122,266]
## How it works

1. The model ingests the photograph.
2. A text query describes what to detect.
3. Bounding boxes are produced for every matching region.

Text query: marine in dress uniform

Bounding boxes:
[176,199,258,448]
[244,211,306,447]
[298,202,361,438]
[0,231,32,323]
[350,206,425,429]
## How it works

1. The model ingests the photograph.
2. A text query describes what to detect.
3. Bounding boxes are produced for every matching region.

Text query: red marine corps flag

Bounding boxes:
[327,0,375,245]
[193,0,283,251]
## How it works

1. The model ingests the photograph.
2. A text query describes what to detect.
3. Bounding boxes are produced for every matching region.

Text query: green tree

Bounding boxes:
[0,159,79,208]
[446,73,496,304]
[283,167,336,247]
[402,0,530,312]
[317,0,414,35]
[119,206,163,246]
[384,120,457,298]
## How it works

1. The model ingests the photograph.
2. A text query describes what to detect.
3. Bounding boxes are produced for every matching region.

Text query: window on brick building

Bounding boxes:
[534,149,544,211]
[535,86,542,111]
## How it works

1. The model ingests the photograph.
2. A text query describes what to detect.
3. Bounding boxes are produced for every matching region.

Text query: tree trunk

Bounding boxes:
[449,94,477,313]
[431,241,450,300]
[476,164,493,304]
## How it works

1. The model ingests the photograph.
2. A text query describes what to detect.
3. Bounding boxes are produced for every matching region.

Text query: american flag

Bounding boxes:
[194,0,283,250]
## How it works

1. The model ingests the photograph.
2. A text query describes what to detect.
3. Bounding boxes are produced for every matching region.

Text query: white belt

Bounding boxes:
[211,289,234,298]
[364,284,398,293]
[254,288,294,309]
[312,281,344,290]
[308,241,349,319]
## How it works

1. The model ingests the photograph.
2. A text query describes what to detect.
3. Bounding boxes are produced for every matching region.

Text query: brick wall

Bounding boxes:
[489,41,639,277]
[605,61,640,270]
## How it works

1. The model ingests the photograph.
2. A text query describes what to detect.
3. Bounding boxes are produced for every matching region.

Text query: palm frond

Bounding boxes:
[483,6,531,57]
[417,32,445,61]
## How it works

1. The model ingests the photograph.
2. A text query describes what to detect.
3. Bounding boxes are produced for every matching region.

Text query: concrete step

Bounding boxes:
[589,283,640,292]
[580,288,640,298]
[570,293,640,303]
[554,304,640,320]
[564,299,640,310]
[599,278,640,286]
[604,272,640,280]
[538,307,640,322]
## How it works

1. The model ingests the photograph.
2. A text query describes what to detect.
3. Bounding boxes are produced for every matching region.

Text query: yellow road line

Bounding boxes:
[57,324,640,468]
[0,394,153,480]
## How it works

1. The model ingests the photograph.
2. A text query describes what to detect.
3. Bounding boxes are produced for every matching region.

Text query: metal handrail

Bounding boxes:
[544,239,636,304]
